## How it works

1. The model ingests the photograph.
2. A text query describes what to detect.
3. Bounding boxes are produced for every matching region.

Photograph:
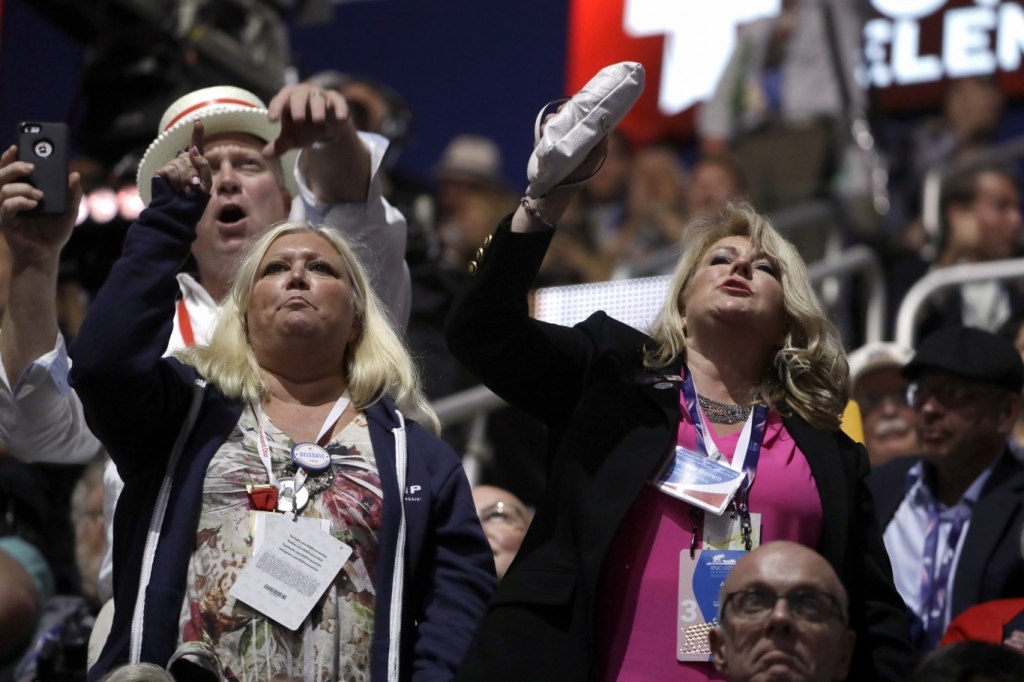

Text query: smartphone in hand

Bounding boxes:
[17,121,69,216]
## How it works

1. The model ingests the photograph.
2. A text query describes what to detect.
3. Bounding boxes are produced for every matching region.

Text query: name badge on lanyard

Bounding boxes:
[677,549,746,661]
[230,511,352,630]
[652,369,768,520]
[652,367,771,663]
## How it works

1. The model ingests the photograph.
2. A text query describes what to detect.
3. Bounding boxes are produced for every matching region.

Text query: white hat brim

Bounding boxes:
[136,105,299,205]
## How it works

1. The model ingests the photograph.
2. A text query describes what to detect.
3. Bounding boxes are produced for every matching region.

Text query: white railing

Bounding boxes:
[806,245,887,344]
[430,385,502,485]
[894,257,1024,348]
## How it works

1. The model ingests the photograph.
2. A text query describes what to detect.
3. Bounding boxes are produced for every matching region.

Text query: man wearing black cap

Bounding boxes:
[869,326,1024,653]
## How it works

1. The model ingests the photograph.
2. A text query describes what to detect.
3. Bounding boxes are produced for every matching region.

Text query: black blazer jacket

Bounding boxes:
[868,449,1024,619]
[446,219,917,681]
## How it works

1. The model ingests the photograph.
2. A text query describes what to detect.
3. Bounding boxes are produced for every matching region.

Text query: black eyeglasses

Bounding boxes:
[721,588,846,624]
[906,381,1007,409]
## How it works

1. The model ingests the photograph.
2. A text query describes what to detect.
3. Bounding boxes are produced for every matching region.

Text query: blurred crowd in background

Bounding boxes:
[8,0,1024,679]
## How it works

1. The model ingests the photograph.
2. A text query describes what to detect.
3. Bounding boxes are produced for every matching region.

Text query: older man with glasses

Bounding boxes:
[708,541,856,682]
[868,326,1024,653]
[848,341,918,468]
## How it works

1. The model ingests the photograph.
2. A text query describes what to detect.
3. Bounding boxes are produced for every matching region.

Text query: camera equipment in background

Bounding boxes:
[30,0,298,165]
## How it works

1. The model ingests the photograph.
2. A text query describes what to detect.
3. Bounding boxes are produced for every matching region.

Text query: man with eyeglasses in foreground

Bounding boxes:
[708,541,856,682]
[868,326,1024,653]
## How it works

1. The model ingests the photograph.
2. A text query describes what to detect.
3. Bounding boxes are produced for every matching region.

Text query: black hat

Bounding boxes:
[902,326,1024,393]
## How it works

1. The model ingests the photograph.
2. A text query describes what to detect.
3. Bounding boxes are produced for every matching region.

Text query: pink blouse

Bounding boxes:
[597,391,823,681]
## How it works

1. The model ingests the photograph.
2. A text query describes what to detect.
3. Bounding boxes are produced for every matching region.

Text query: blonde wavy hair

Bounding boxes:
[176,222,439,434]
[645,203,850,431]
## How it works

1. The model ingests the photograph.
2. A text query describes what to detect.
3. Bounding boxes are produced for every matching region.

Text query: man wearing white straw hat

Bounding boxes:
[0,82,411,645]
[132,83,411,336]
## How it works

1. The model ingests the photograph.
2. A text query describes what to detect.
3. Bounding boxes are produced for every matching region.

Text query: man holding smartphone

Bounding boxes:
[0,83,411,642]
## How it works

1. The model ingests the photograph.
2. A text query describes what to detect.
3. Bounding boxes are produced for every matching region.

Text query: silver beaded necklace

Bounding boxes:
[697,394,752,424]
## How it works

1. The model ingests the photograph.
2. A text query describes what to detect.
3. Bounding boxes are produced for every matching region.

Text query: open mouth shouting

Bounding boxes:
[217,202,246,227]
[216,204,248,233]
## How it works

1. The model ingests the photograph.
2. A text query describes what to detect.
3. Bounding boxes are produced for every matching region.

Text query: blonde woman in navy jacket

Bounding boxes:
[70,128,494,681]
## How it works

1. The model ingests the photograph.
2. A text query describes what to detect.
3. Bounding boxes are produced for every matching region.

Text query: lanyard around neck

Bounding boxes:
[915,500,973,650]
[681,367,769,501]
[251,392,351,491]
[177,299,195,347]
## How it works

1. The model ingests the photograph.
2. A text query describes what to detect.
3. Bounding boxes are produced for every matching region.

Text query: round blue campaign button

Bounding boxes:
[291,442,332,473]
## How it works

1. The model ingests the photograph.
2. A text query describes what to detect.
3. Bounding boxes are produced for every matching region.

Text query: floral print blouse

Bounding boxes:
[176,407,383,682]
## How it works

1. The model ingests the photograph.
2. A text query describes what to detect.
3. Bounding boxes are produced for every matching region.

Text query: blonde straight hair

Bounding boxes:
[645,203,850,431]
[176,222,440,434]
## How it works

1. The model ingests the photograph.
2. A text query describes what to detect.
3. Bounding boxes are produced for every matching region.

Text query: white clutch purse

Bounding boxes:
[525,61,645,198]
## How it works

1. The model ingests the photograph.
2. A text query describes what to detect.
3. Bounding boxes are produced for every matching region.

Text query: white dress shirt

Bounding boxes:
[883,459,996,634]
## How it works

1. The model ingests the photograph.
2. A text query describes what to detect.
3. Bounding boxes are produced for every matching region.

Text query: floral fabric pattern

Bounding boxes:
[177,408,382,682]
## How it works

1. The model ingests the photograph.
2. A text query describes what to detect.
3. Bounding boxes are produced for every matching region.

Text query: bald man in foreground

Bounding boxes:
[709,541,857,682]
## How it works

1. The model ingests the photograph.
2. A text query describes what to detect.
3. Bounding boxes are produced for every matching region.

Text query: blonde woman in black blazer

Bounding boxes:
[446,139,916,681]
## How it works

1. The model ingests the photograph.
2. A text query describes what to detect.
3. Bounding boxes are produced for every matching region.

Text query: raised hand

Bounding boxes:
[543,107,609,186]
[154,120,212,195]
[512,110,608,234]
[263,83,354,158]
[0,144,82,267]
